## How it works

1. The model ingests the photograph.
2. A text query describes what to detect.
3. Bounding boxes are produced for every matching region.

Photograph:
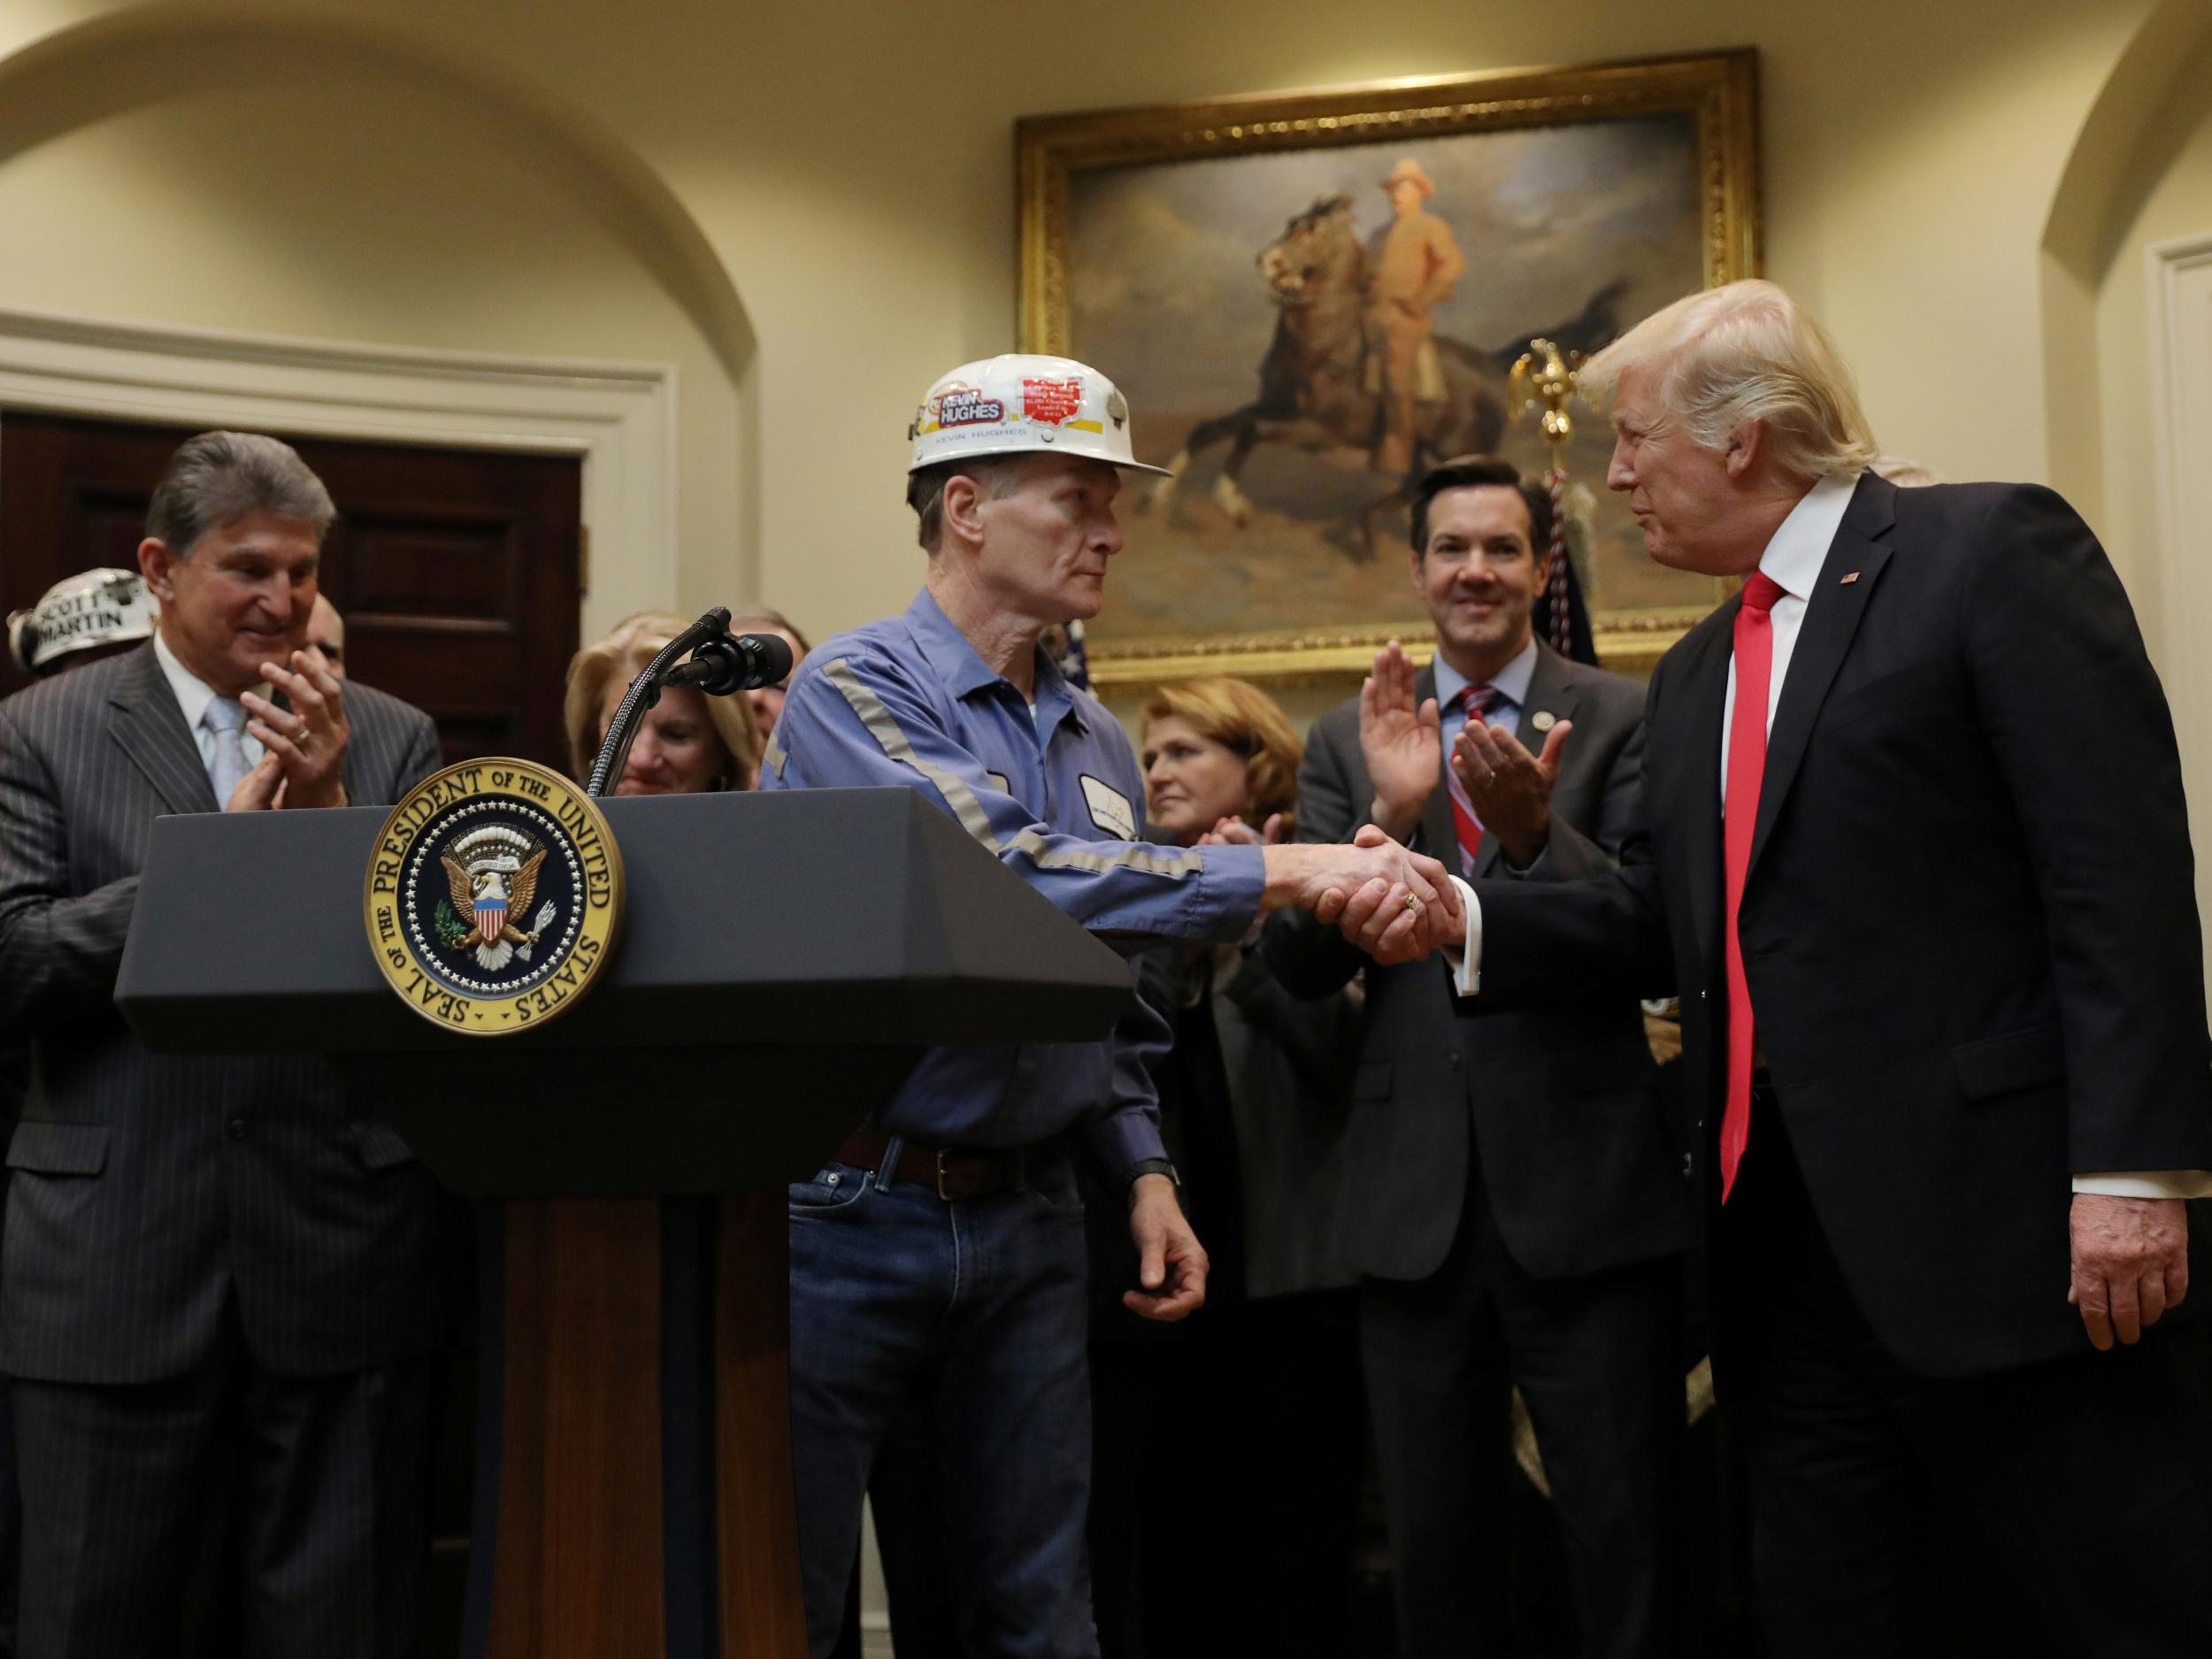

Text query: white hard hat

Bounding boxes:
[908,354,1172,477]
[8,567,157,676]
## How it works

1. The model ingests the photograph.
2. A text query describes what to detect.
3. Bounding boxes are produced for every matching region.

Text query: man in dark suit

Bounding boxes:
[0,569,161,1659]
[1358,281,2212,1656]
[1268,457,1686,1658]
[0,432,448,1657]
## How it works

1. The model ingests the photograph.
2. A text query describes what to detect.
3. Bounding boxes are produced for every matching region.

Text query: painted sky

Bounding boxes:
[1070,114,1703,417]
[1063,112,1716,639]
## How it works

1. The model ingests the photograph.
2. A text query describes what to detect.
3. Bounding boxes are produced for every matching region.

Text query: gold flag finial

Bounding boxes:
[1509,338,1590,657]
[1509,337,1585,461]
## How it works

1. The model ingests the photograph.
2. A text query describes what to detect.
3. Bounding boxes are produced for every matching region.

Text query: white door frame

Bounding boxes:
[0,305,675,640]
[2145,231,2212,994]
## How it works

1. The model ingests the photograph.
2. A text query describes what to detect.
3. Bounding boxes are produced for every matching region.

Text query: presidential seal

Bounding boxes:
[364,758,624,1035]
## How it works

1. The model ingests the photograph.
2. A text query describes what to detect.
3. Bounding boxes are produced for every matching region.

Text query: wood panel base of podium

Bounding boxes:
[464,1196,807,1659]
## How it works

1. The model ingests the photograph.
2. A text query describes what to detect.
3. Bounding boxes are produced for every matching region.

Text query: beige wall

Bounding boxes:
[0,0,2182,639]
[0,46,746,640]
[2088,35,2212,986]
[0,0,2206,766]
[2095,36,2212,621]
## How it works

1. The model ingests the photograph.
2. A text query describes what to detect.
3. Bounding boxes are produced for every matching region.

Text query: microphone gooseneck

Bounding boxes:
[586,608,730,798]
[661,633,794,697]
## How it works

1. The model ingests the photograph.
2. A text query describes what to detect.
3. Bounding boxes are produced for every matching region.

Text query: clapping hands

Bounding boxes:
[239,647,349,810]
[1359,641,1441,841]
[1198,812,1287,848]
[1448,710,1570,868]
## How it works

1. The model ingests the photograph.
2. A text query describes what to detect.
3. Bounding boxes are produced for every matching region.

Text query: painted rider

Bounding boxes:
[1368,157,1467,476]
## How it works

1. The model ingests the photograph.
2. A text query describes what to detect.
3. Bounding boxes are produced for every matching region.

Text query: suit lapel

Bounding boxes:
[1747,479,1897,881]
[1414,664,1458,863]
[1515,642,1581,778]
[108,644,219,816]
[1676,615,1735,977]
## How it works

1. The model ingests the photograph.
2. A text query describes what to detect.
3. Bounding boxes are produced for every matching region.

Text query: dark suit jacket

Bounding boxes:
[1468,475,2212,1377]
[1143,941,1361,1300]
[1267,641,1685,1283]
[0,642,448,1384]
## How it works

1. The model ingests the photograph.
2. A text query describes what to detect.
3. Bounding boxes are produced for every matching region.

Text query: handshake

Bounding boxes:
[1253,825,1463,966]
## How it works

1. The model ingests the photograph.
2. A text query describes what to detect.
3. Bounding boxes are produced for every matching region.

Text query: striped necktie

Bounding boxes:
[1441,684,1494,875]
[203,695,250,806]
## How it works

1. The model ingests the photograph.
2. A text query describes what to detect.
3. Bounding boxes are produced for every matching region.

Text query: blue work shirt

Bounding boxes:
[761,588,1266,1176]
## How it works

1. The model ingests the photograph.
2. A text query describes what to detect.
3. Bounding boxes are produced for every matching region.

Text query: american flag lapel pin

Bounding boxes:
[1839,572,1862,585]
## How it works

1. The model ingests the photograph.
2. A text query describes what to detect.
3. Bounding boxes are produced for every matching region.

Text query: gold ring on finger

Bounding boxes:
[1402,892,1421,914]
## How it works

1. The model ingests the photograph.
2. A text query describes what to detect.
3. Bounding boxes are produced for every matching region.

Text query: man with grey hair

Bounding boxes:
[0,430,448,1655]
[765,354,1456,1657]
[1382,279,2212,1655]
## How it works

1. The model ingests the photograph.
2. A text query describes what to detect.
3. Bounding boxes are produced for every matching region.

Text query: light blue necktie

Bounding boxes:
[203,695,250,804]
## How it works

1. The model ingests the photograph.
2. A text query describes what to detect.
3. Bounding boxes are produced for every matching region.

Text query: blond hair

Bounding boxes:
[1141,677,1304,830]
[1581,280,1878,482]
[563,610,762,787]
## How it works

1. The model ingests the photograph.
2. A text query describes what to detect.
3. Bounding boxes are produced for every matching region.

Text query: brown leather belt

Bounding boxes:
[836,1129,1044,1202]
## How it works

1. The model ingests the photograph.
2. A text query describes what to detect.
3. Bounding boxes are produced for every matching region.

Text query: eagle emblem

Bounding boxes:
[442,826,557,972]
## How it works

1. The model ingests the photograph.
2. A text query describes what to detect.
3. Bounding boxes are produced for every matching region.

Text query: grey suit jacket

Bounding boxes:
[1265,641,1686,1283]
[0,642,448,1384]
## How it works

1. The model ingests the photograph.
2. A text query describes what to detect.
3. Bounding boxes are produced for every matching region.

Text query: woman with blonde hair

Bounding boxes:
[1139,675,1305,844]
[563,610,761,792]
[1104,674,1364,1656]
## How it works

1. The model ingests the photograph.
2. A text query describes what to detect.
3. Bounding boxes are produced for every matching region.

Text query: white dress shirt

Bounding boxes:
[154,631,269,779]
[1446,475,2210,1199]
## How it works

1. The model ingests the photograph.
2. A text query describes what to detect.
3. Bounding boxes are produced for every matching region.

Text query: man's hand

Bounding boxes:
[2069,1194,2189,1350]
[1313,824,1466,965]
[1449,714,1571,866]
[223,751,288,812]
[1359,641,1440,841]
[1261,833,1461,964]
[242,647,350,810]
[1126,1172,1207,1323]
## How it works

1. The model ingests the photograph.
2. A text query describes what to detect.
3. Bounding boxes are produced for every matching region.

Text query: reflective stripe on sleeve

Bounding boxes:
[821,656,1202,878]
[761,734,787,780]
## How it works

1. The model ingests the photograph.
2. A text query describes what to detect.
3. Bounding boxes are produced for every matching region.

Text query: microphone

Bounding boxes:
[663,631,794,695]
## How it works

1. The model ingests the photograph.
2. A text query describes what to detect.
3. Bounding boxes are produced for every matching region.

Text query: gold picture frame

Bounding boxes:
[1018,50,1761,691]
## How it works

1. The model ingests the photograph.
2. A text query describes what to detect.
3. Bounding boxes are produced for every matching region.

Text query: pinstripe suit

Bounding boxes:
[0,640,446,1658]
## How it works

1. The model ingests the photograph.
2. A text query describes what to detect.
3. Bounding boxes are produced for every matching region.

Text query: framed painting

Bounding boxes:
[1017,50,1760,689]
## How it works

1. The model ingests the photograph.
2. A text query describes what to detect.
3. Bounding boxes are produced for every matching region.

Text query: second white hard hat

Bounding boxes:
[7,567,157,676]
[908,354,1172,478]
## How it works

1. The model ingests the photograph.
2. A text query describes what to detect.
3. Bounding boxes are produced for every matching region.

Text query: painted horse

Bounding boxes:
[1141,194,1624,561]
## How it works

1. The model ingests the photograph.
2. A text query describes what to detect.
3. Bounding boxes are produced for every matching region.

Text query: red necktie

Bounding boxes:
[1719,572,1787,1202]
[1444,685,1494,874]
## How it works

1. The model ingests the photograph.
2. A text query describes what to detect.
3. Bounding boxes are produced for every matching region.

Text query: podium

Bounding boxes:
[114,788,1133,1658]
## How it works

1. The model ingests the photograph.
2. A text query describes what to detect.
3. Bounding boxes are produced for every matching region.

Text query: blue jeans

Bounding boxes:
[787,1142,1097,1659]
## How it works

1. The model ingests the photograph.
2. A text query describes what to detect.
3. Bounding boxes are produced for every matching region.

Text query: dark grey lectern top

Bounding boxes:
[112,789,1138,1194]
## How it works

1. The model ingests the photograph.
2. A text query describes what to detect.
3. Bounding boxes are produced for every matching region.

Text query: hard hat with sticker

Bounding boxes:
[907,354,1173,478]
[7,567,157,676]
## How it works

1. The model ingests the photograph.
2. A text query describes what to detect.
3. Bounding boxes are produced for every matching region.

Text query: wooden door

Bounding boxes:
[0,411,582,771]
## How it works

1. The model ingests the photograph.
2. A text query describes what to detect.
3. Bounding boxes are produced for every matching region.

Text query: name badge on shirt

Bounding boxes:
[1080,775,1137,840]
